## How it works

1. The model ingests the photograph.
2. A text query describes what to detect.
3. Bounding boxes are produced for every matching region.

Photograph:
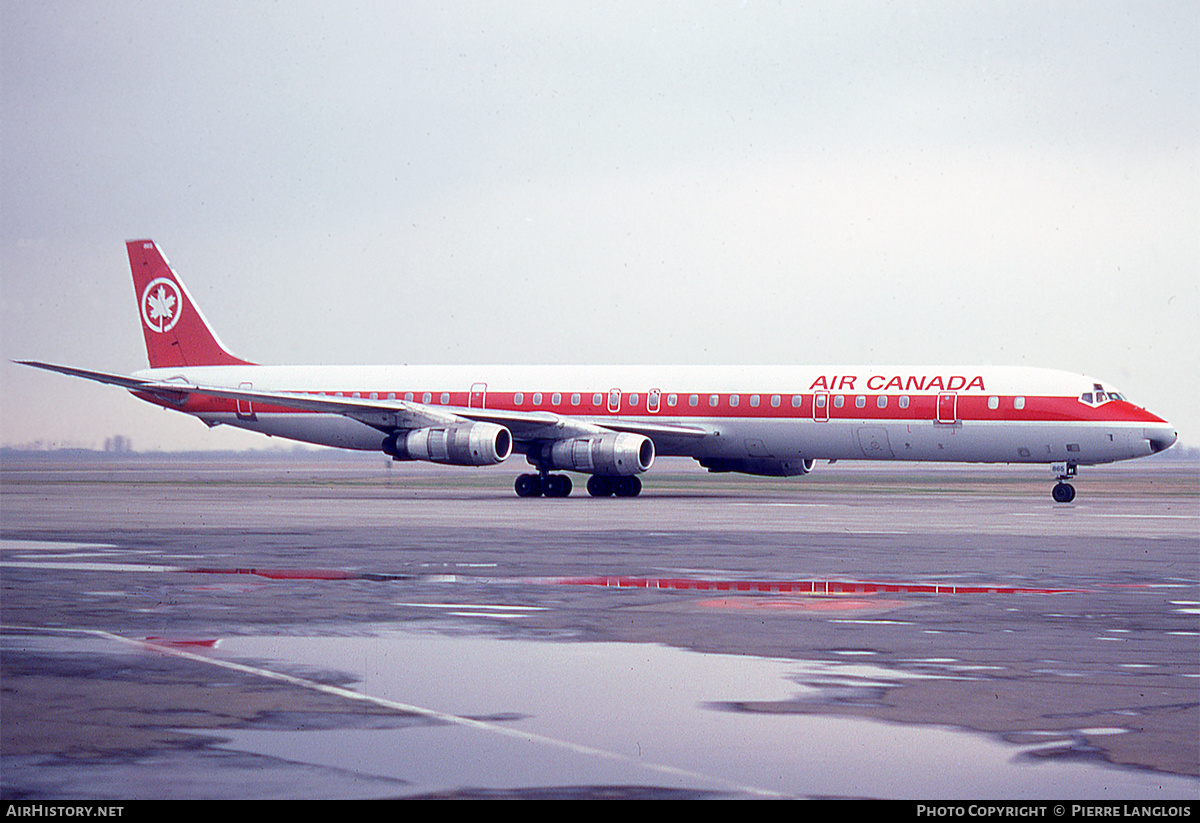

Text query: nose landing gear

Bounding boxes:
[1051,462,1077,503]
[1052,481,1076,503]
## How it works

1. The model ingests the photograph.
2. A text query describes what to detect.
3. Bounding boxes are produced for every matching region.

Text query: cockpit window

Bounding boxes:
[1078,384,1126,406]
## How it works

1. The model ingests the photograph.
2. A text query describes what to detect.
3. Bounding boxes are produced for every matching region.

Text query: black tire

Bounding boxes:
[543,474,572,498]
[586,475,614,497]
[613,475,642,497]
[1052,482,1076,503]
[515,473,542,497]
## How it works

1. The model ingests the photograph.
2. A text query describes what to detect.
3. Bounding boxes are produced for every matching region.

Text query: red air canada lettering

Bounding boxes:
[809,375,986,392]
[807,375,858,391]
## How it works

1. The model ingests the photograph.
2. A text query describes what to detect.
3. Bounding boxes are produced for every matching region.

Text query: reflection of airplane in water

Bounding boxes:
[21,240,1177,502]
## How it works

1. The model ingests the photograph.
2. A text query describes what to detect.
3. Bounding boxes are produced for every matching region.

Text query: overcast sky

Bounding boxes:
[2,0,1197,452]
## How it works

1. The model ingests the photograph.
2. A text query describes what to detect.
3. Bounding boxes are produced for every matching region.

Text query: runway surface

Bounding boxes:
[1,455,1197,799]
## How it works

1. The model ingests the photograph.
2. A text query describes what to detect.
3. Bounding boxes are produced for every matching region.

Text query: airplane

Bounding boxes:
[19,240,1177,502]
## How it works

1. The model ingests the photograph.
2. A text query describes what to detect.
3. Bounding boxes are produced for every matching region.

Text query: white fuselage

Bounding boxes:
[132,363,1174,468]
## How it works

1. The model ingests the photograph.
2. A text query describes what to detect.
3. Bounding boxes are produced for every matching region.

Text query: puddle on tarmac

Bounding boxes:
[199,628,1197,799]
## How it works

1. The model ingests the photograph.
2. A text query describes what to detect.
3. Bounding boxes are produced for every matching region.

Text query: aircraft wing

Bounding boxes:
[161,380,709,441]
[144,380,710,441]
[17,361,707,443]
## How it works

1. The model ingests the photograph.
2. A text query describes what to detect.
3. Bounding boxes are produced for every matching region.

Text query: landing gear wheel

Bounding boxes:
[542,474,573,498]
[586,475,614,497]
[1052,482,1076,503]
[612,476,642,497]
[515,473,542,498]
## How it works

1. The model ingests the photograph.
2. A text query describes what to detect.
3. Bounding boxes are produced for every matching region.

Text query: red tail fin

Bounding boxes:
[127,240,251,368]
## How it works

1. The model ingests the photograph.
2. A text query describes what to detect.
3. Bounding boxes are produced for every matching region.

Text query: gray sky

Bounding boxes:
[2,0,1197,452]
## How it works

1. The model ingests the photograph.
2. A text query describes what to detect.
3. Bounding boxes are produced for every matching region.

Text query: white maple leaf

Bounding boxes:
[147,285,176,324]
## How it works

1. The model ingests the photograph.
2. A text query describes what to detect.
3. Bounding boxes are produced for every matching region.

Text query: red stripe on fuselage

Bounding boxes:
[145,388,1166,426]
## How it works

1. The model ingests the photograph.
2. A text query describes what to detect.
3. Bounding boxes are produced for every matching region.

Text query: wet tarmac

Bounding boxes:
[1,455,1197,799]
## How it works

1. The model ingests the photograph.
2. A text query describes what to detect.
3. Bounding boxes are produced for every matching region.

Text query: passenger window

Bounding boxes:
[709,394,719,407]
[855,395,866,408]
[533,392,542,405]
[815,395,826,408]
[552,393,562,405]
[422,392,432,403]
[689,394,699,407]
[629,394,639,405]
[791,395,802,408]
[899,395,909,408]
[593,392,603,405]
[750,395,760,407]
[404,392,414,401]
[571,393,581,406]
[440,392,450,404]
[1014,396,1025,409]
[877,395,887,408]
[771,395,781,407]
[988,396,999,410]
[834,395,844,408]
[667,394,677,407]
[730,394,740,407]
[514,392,524,405]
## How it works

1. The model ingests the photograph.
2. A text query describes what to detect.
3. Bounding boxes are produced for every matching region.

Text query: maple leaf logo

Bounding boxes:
[141,277,183,333]
[147,286,175,324]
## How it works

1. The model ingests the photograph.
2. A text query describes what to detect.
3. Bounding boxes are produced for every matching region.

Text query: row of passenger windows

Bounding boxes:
[506,392,803,408]
[328,391,1029,411]
[810,394,1026,410]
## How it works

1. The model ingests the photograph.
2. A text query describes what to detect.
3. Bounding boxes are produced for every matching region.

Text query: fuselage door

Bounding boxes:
[937,392,958,424]
[647,388,661,414]
[813,392,830,422]
[237,381,256,421]
[608,388,621,413]
[470,382,487,409]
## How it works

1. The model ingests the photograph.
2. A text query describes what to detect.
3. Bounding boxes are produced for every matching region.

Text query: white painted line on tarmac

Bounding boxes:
[2,625,784,799]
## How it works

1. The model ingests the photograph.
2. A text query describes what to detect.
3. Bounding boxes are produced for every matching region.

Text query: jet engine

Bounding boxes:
[534,432,654,476]
[697,457,815,477]
[384,422,512,466]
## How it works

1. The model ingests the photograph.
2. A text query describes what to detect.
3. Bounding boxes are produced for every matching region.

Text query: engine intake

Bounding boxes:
[384,422,512,466]
[536,432,654,476]
[698,457,815,477]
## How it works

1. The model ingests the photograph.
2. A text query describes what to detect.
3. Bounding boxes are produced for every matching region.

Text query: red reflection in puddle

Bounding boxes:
[183,567,355,580]
[552,576,1082,595]
[697,597,891,612]
[142,637,219,648]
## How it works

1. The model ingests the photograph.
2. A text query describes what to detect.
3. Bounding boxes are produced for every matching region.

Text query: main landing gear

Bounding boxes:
[514,472,642,498]
[586,475,642,498]
[515,472,571,497]
[1052,463,1077,504]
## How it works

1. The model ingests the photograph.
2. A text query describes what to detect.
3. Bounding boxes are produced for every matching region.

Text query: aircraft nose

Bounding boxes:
[1145,425,1178,454]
